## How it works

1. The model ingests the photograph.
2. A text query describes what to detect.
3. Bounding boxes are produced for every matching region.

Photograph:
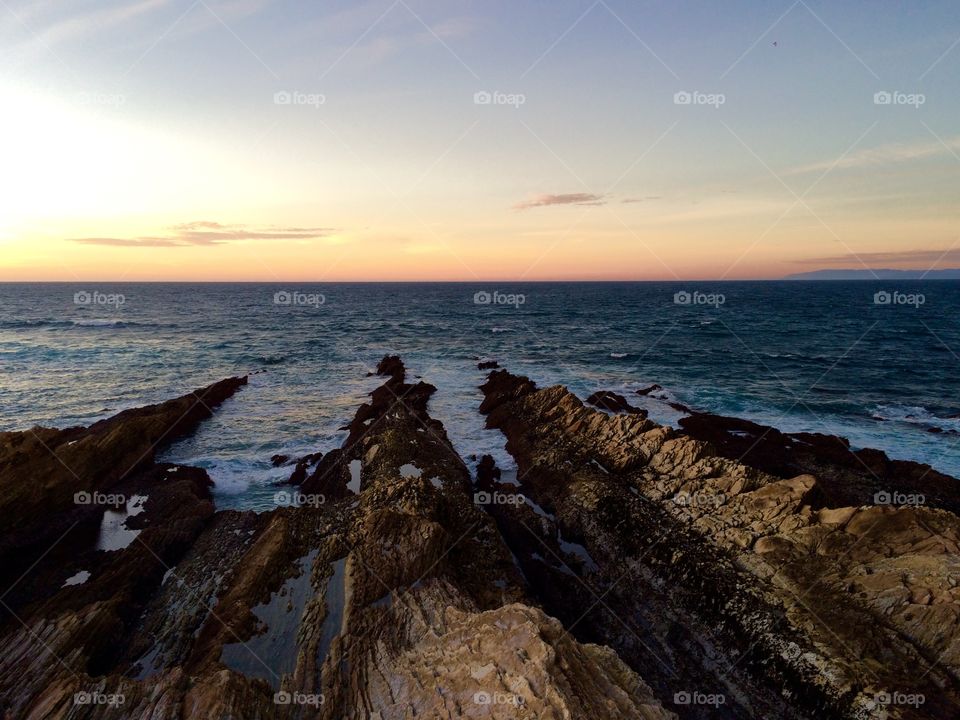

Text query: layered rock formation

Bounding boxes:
[480,369,960,719]
[678,412,960,517]
[4,358,957,719]
[0,361,672,719]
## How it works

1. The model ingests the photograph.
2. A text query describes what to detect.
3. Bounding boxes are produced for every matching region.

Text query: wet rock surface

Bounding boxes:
[0,361,672,719]
[480,369,960,719]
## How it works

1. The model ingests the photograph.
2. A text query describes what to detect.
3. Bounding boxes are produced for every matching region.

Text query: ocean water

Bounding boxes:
[1,281,958,510]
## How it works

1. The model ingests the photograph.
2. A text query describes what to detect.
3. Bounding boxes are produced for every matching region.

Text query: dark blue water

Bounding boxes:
[1,282,957,509]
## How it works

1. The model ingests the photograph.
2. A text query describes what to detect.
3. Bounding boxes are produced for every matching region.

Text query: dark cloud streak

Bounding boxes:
[70,222,337,247]
[512,193,605,210]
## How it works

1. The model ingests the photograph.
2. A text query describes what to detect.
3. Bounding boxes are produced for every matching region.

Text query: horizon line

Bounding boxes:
[3,276,960,284]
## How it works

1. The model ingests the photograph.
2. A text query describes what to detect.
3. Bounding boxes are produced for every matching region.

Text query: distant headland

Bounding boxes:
[784,268,960,280]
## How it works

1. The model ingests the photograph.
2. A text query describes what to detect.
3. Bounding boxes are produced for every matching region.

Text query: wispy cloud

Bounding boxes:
[794,246,960,266]
[787,136,960,175]
[6,0,272,59]
[513,193,606,211]
[12,0,175,51]
[70,222,337,247]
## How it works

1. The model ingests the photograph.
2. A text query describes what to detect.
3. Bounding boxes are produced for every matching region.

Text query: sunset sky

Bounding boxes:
[1,0,958,281]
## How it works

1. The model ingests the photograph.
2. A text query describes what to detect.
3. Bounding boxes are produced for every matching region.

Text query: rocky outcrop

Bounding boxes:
[480,369,960,719]
[0,362,673,720]
[0,377,246,614]
[678,412,960,517]
[0,377,247,719]
[6,358,955,719]
[586,390,648,416]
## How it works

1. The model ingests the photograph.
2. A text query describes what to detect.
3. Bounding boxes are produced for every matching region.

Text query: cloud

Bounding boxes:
[787,136,960,176]
[793,246,960,266]
[17,0,174,51]
[430,16,480,39]
[70,222,337,247]
[621,195,662,204]
[513,193,606,211]
[9,0,273,61]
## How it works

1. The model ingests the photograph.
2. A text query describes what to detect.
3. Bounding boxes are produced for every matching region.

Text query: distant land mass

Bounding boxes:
[784,268,960,280]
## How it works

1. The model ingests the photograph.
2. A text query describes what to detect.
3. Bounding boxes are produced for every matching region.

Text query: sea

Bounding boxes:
[1,282,957,510]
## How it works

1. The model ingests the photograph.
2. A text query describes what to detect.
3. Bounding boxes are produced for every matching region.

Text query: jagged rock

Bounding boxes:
[375,354,405,383]
[0,377,246,611]
[0,361,673,720]
[586,390,648,416]
[481,369,960,719]
[478,360,500,370]
[476,454,501,489]
[0,377,247,719]
[285,451,324,486]
[679,412,960,516]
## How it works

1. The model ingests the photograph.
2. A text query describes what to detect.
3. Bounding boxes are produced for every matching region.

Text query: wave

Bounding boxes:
[871,404,960,432]
[491,327,512,333]
[0,319,74,328]
[0,318,165,329]
[72,319,129,327]
[256,355,286,366]
[609,352,628,358]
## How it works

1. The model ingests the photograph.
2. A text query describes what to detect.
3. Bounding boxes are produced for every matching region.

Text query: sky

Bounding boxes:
[0,0,958,281]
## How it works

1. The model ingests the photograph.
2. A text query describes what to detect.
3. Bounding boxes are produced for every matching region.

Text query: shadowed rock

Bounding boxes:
[586,390,648,416]
[679,412,960,516]
[0,377,246,609]
[0,360,673,720]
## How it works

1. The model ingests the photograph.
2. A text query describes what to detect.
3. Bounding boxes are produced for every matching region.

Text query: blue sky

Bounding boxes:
[1,0,958,279]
